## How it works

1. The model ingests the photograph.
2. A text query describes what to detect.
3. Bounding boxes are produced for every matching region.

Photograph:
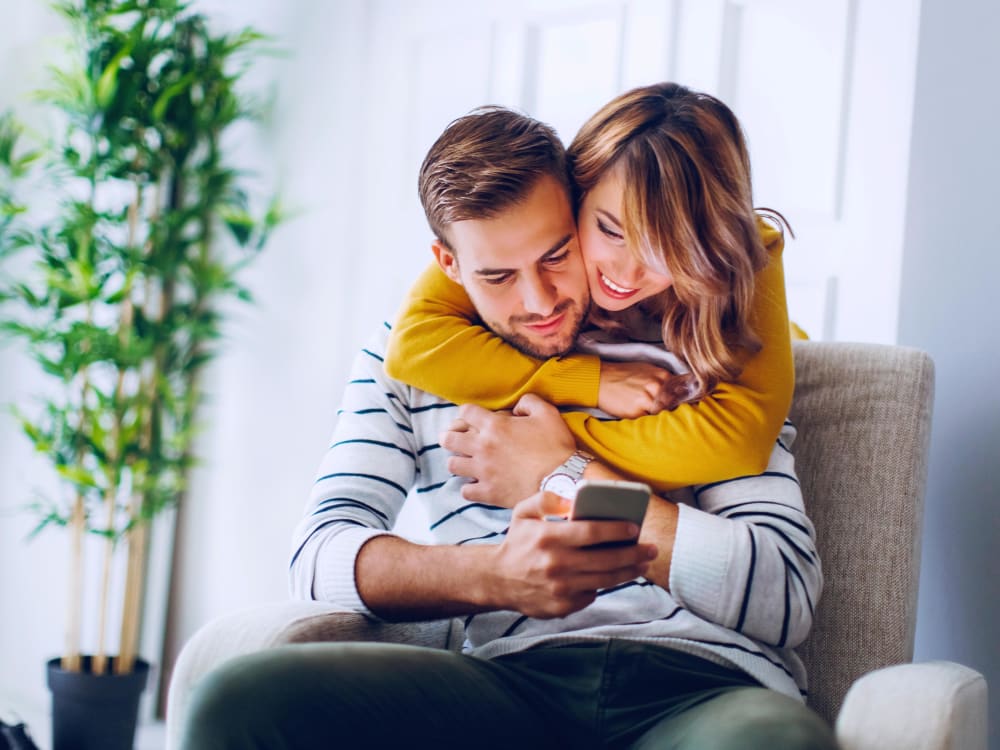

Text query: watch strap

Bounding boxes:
[540,449,594,491]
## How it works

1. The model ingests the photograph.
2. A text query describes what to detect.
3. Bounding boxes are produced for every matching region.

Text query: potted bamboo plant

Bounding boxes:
[0,1,280,747]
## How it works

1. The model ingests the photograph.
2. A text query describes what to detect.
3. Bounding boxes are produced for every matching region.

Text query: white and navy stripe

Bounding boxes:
[290,324,821,701]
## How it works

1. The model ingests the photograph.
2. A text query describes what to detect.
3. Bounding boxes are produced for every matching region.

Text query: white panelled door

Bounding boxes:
[356,0,920,343]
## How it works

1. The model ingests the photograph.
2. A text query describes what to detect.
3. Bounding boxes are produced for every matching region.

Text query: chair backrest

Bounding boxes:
[789,341,934,723]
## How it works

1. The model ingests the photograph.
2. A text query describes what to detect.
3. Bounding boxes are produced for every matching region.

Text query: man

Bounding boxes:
[180,107,835,749]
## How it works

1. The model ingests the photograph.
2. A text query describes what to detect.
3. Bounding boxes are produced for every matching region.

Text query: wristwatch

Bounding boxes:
[539,450,594,499]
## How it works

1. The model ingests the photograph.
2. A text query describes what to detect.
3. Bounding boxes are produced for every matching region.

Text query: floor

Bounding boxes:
[4,704,165,750]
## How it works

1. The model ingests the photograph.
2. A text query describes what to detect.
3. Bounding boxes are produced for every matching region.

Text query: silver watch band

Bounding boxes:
[540,449,594,491]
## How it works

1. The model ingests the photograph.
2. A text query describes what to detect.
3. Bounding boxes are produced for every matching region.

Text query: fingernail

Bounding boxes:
[646,545,658,559]
[628,523,641,537]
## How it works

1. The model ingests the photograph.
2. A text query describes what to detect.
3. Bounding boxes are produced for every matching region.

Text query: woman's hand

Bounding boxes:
[441,394,576,507]
[597,361,678,418]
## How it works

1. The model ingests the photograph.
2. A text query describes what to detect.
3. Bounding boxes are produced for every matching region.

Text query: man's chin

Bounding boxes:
[504,331,575,359]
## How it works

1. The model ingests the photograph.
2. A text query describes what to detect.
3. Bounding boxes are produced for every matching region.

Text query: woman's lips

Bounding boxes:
[598,270,639,300]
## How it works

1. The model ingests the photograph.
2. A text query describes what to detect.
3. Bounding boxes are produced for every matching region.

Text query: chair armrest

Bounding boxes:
[835,660,988,750]
[165,601,458,750]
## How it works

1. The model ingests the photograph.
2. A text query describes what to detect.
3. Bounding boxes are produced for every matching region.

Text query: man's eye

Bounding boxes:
[597,219,624,241]
[483,275,512,286]
[544,251,569,265]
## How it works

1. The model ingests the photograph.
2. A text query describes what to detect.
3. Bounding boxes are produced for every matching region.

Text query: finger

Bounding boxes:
[447,455,476,478]
[557,542,658,574]
[457,402,494,427]
[554,518,645,548]
[512,392,546,417]
[514,491,571,520]
[440,428,475,456]
[447,418,472,433]
[461,481,490,503]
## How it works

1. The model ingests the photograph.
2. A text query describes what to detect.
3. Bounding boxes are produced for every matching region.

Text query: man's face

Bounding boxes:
[434,174,590,358]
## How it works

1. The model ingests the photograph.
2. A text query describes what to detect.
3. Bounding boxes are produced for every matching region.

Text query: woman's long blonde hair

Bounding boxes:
[568,82,786,404]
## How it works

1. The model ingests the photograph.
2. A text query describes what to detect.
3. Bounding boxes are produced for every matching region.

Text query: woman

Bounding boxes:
[385,82,793,493]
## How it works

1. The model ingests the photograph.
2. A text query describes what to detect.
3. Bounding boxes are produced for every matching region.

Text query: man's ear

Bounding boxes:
[432,240,462,285]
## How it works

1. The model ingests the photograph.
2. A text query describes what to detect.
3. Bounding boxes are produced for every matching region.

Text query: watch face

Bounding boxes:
[541,473,578,500]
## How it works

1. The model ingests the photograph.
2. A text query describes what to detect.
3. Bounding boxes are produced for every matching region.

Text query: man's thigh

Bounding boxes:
[180,642,563,750]
[627,686,838,750]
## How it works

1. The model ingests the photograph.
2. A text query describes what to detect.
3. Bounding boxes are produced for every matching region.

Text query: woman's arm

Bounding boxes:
[563,222,793,492]
[388,220,793,493]
[385,262,602,409]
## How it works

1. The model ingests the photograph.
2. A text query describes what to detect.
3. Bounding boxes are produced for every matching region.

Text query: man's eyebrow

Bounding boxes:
[473,233,574,276]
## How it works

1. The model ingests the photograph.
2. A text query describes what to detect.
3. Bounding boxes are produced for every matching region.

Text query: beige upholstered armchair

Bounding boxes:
[166,342,988,749]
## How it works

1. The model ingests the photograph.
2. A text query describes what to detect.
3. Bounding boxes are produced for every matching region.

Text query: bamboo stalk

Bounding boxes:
[61,493,86,673]
[116,175,161,675]
[91,498,116,676]
[63,346,94,672]
[116,515,148,674]
[94,316,135,674]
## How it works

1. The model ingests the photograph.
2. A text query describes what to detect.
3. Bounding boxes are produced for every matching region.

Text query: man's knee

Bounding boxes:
[179,649,301,750]
[706,688,837,750]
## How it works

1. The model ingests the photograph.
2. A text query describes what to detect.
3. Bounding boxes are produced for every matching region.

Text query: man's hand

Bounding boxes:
[441,394,576,506]
[597,361,679,418]
[484,491,658,618]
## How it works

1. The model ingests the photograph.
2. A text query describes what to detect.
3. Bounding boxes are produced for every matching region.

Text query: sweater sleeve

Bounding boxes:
[384,263,602,409]
[386,221,794,494]
[668,421,823,648]
[288,326,414,614]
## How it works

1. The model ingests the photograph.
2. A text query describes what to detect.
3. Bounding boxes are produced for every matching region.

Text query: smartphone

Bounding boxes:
[570,479,651,547]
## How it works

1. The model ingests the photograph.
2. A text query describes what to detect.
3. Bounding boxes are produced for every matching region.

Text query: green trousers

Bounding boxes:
[180,639,838,749]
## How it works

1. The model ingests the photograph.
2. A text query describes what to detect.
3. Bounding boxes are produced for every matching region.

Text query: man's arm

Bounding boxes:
[291,327,654,621]
[440,396,821,647]
[289,328,417,607]
[668,419,822,648]
[355,491,656,621]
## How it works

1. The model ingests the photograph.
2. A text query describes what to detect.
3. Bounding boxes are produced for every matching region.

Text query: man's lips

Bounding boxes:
[598,270,639,300]
[523,312,567,334]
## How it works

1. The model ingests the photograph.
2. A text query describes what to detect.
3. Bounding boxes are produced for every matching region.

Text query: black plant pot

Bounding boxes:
[46,656,149,750]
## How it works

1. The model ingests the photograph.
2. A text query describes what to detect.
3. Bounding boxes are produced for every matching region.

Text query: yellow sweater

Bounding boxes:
[385,221,793,493]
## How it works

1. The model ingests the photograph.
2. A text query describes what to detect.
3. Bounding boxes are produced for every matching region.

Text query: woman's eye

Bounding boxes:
[597,219,624,241]
[483,275,512,286]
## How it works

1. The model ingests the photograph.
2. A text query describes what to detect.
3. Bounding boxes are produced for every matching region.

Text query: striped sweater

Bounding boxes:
[290,323,822,701]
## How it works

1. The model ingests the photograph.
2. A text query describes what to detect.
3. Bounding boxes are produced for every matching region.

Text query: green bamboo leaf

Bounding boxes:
[152,71,197,122]
[56,464,100,489]
[27,512,66,540]
[96,40,134,109]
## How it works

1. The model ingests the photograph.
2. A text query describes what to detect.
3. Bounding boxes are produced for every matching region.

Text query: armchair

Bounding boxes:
[166,342,988,749]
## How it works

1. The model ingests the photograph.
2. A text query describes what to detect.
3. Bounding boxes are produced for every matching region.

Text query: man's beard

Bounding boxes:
[485,297,590,359]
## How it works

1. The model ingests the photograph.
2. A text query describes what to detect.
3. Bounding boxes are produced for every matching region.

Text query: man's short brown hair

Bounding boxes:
[418,106,570,248]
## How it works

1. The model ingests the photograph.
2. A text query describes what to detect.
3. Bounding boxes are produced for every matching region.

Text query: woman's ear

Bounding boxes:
[431,239,462,285]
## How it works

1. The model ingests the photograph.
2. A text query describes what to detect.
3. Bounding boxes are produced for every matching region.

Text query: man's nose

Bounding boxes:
[521,274,557,316]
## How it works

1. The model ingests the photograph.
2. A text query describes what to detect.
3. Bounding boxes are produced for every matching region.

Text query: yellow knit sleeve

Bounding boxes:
[562,220,794,493]
[385,221,793,494]
[384,262,602,410]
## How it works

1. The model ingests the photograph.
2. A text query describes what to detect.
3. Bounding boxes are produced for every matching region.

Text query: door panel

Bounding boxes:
[357,0,919,343]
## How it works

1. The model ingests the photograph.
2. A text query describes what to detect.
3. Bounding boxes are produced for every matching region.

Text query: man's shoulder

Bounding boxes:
[357,321,454,409]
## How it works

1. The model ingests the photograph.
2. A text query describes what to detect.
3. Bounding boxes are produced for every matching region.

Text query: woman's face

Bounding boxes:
[577,167,674,312]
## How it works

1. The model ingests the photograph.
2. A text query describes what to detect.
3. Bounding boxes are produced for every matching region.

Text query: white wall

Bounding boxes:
[1,0,996,742]
[898,0,1000,744]
[0,0,86,726]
